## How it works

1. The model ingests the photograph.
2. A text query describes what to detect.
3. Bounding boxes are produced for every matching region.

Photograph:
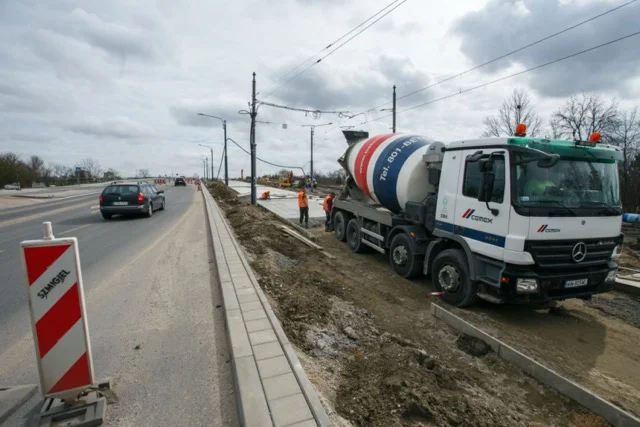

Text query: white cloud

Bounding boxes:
[0,0,637,179]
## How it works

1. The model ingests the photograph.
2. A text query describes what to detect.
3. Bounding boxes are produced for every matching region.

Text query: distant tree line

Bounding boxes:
[0,154,123,188]
[483,89,639,211]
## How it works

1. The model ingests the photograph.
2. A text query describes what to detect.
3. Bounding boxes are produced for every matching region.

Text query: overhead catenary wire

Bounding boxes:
[260,0,408,101]
[358,30,640,125]
[336,0,638,126]
[257,100,354,119]
[265,0,404,90]
[226,137,306,175]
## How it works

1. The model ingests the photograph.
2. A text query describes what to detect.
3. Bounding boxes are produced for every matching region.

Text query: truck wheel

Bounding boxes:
[334,211,347,242]
[346,218,366,253]
[431,249,477,307]
[389,233,423,279]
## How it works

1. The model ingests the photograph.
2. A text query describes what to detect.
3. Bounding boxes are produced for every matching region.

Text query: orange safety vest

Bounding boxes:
[323,195,333,212]
[298,191,308,208]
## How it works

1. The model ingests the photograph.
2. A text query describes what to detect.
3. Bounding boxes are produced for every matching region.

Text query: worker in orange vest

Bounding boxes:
[261,191,271,200]
[298,187,309,228]
[323,192,335,232]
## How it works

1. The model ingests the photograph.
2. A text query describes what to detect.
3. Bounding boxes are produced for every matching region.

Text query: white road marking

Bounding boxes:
[59,224,92,235]
[0,250,5,254]
[90,205,99,209]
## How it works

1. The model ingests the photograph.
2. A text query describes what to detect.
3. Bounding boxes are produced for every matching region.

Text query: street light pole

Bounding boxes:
[196,112,228,185]
[301,122,332,193]
[223,120,228,186]
[392,85,396,133]
[250,72,257,206]
[381,85,397,133]
[310,126,314,192]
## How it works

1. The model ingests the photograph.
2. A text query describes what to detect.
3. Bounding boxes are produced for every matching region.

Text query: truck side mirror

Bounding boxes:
[478,172,494,203]
[477,158,499,216]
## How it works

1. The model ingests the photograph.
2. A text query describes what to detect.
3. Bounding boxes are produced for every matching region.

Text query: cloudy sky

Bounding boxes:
[1,0,639,179]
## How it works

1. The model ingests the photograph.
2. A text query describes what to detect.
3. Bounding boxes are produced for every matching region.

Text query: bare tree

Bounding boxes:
[482,88,543,138]
[551,93,618,141]
[610,108,640,208]
[138,169,150,178]
[76,158,102,180]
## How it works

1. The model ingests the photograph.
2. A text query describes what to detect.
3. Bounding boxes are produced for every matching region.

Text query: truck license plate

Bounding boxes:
[113,201,128,206]
[564,278,588,288]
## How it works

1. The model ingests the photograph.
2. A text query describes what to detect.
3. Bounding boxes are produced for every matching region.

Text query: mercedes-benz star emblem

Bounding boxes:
[572,242,587,263]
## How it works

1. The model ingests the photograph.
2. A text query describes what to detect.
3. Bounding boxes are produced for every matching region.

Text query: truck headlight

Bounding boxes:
[516,278,538,294]
[611,245,622,259]
[605,269,617,283]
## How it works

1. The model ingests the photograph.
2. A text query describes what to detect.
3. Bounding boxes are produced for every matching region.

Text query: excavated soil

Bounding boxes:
[209,182,611,427]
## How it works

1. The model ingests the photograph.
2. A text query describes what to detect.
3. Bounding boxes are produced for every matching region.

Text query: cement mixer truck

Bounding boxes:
[332,129,624,307]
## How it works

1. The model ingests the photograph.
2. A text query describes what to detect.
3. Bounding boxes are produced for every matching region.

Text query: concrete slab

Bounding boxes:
[0,384,38,424]
[269,394,314,427]
[227,180,326,221]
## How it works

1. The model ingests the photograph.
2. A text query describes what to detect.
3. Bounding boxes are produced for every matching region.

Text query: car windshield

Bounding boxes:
[513,153,620,209]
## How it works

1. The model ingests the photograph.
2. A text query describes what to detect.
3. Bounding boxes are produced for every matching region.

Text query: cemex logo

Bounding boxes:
[537,224,560,233]
[461,208,493,224]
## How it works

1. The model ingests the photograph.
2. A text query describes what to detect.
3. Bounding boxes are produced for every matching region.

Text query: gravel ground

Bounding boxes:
[209,181,608,427]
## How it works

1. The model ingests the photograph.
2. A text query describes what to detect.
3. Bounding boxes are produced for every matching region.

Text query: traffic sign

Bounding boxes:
[75,167,81,173]
[20,226,95,399]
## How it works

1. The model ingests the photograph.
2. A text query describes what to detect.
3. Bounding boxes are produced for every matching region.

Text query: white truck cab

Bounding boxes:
[332,129,624,307]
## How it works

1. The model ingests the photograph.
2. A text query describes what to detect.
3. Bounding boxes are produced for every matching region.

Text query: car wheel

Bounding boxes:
[102,213,112,220]
[146,202,153,218]
[389,233,423,279]
[431,249,477,307]
[159,198,165,210]
[334,211,347,242]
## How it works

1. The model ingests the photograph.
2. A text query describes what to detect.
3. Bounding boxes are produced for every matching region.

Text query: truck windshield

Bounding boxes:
[513,153,620,214]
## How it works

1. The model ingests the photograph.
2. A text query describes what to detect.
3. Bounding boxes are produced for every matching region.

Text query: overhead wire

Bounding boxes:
[260,0,409,101]
[226,137,306,174]
[328,0,638,131]
[357,30,640,126]
[265,0,404,91]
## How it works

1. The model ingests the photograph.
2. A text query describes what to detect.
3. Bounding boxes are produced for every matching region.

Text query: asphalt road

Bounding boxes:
[0,185,238,426]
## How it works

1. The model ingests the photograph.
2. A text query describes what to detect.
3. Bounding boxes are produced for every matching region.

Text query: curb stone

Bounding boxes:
[202,187,332,427]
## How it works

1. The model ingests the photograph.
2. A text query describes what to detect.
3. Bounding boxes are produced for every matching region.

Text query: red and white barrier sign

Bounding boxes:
[21,230,94,398]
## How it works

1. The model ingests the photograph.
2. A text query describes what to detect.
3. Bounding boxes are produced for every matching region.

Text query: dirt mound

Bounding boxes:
[212,196,603,427]
[208,181,239,201]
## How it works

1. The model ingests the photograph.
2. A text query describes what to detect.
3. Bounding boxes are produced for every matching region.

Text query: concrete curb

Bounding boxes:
[430,303,640,427]
[614,278,640,297]
[0,384,38,424]
[202,187,331,427]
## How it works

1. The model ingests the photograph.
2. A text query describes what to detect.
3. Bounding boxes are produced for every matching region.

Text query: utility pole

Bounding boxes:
[205,157,209,180]
[302,122,332,193]
[249,72,257,206]
[310,126,314,192]
[223,120,228,186]
[209,147,214,182]
[202,159,206,179]
[392,85,396,133]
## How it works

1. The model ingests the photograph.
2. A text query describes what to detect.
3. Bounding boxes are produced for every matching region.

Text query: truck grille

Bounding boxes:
[524,238,618,269]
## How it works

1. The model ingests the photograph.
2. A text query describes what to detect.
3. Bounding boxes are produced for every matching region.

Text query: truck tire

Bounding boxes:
[346,218,366,253]
[334,211,347,242]
[389,233,423,279]
[431,249,478,307]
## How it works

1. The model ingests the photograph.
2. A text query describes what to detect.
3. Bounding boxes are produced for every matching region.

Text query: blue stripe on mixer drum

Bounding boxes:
[372,135,431,213]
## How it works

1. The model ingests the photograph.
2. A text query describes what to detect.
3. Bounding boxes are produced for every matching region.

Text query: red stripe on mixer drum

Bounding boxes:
[354,133,394,196]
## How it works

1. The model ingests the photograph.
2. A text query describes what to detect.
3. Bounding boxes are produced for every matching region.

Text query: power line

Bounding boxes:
[265,0,404,90]
[226,137,306,173]
[344,0,638,121]
[358,30,640,125]
[261,0,408,101]
[257,100,354,119]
